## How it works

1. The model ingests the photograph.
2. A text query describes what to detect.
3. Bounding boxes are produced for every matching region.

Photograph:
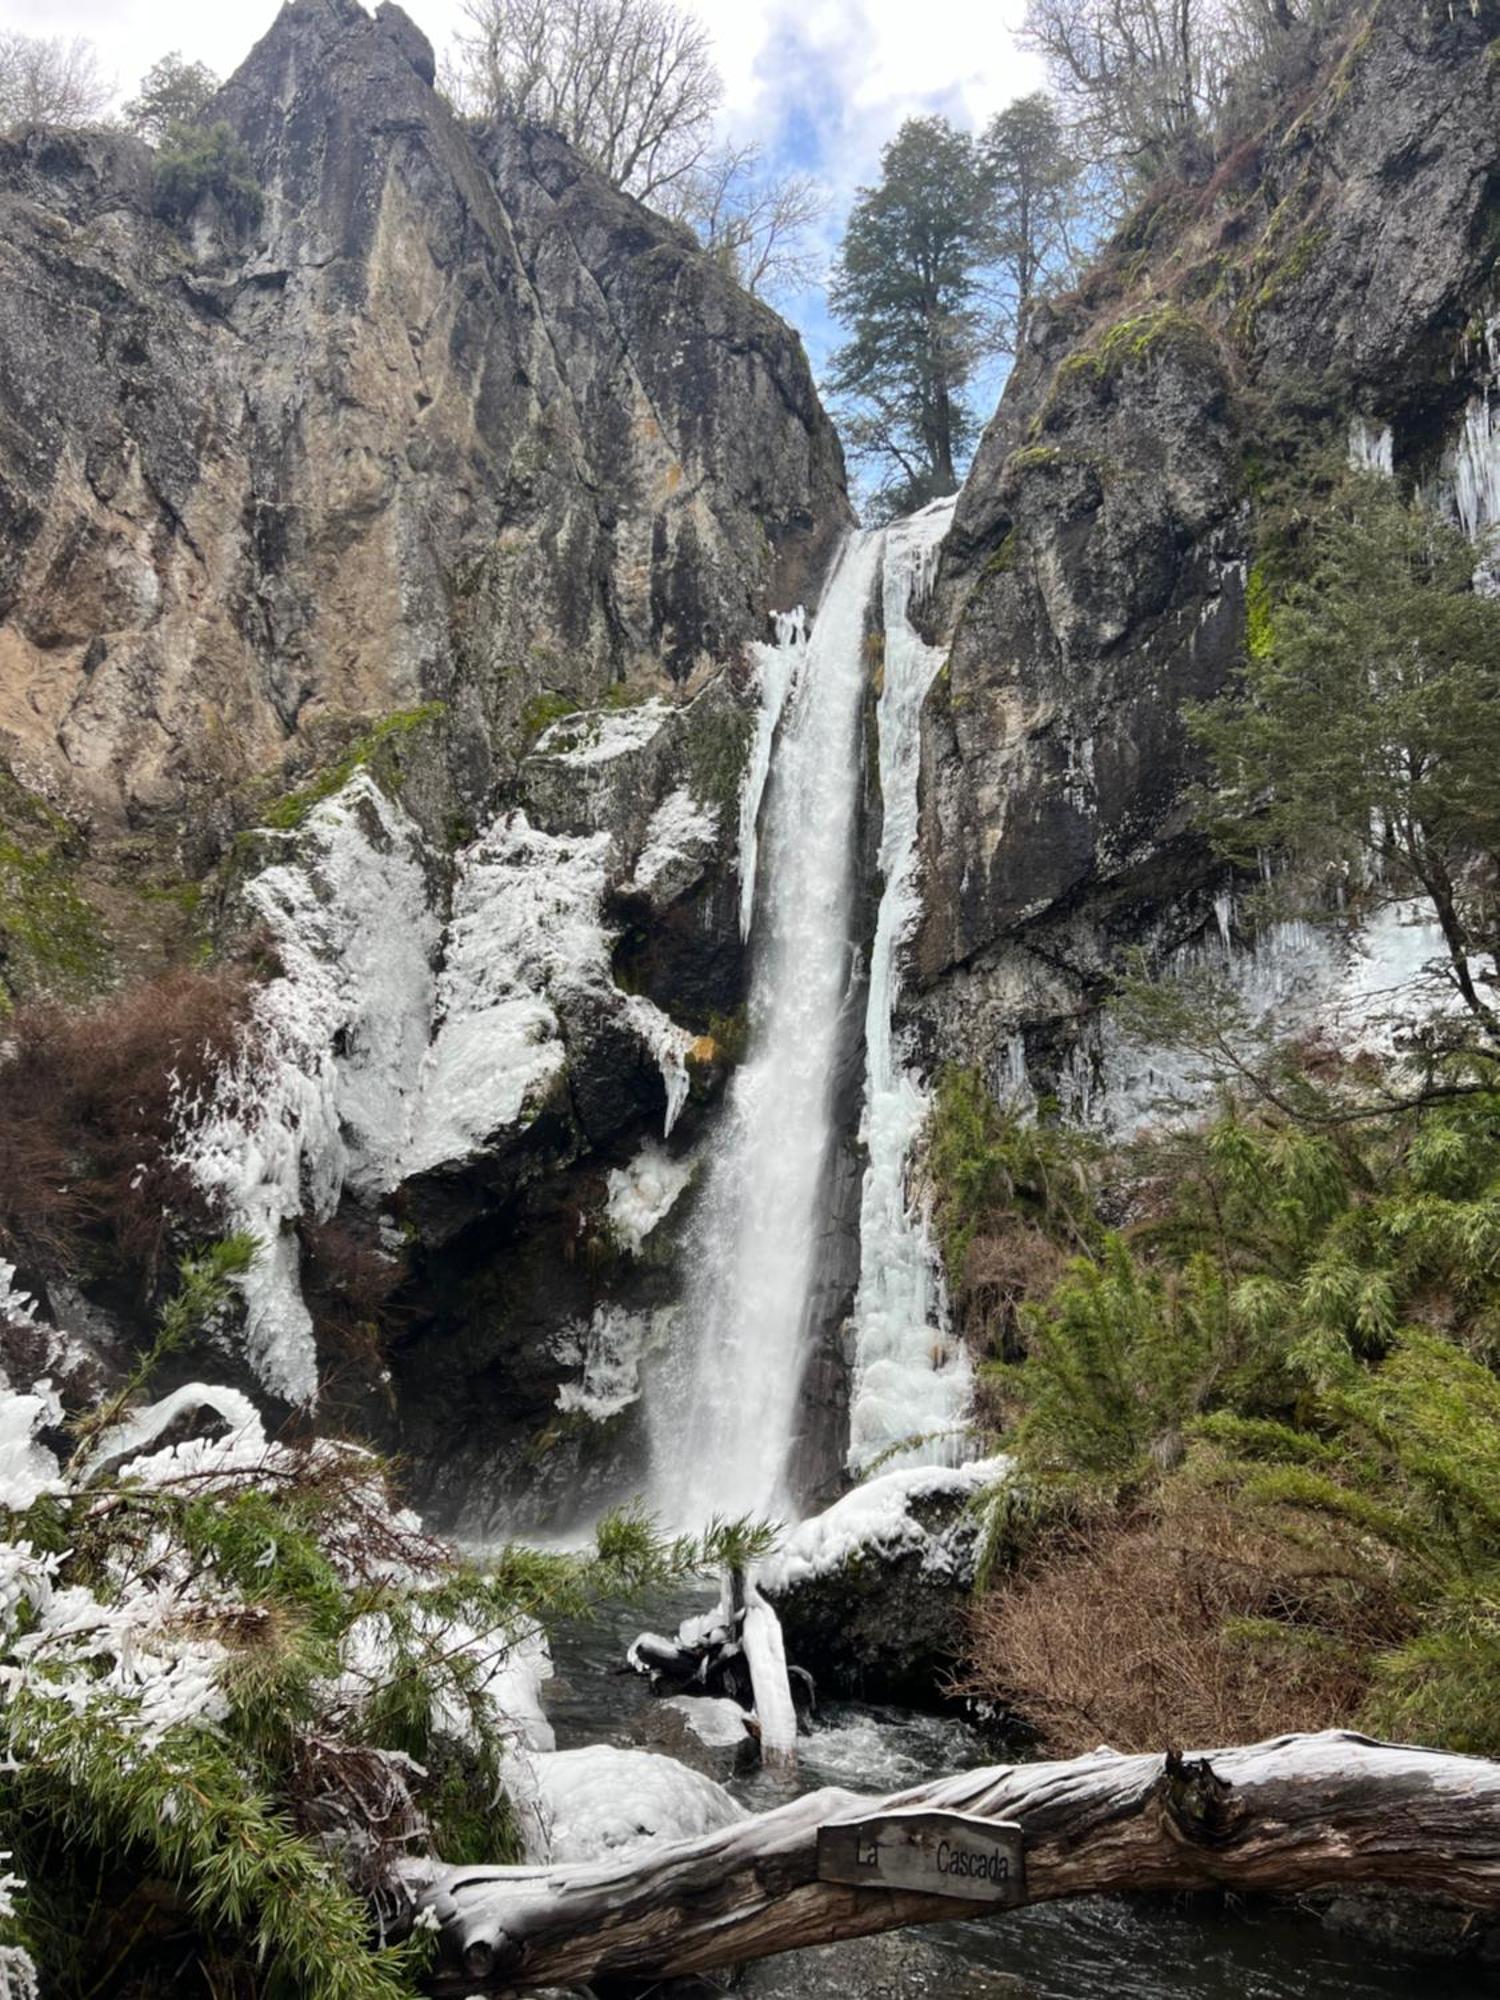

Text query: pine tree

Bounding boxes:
[1193,476,1500,1048]
[828,117,989,519]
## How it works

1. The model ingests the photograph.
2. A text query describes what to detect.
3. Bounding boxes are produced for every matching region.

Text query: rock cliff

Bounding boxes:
[0,0,846,864]
[913,0,1500,1097]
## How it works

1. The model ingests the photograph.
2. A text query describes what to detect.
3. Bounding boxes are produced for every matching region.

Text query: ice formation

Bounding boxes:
[738,607,806,938]
[172,775,437,1401]
[847,497,972,1476]
[605,1140,694,1252]
[176,773,700,1402]
[630,787,721,904]
[553,1304,658,1422]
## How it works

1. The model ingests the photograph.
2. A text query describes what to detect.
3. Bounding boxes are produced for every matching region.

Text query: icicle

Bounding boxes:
[741,1579,797,1768]
[737,607,806,940]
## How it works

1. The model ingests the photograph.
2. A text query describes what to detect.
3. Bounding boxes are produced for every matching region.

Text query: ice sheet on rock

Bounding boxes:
[848,497,971,1478]
[606,1140,693,1251]
[403,813,694,1167]
[531,1744,745,1863]
[630,787,720,904]
[174,775,438,1404]
[401,814,609,1175]
[621,994,695,1138]
[759,1457,1009,1594]
[532,699,673,767]
[1347,416,1394,477]
[78,1382,264,1483]
[553,1305,655,1421]
[738,609,806,939]
[658,1694,752,1748]
[1067,899,1455,1136]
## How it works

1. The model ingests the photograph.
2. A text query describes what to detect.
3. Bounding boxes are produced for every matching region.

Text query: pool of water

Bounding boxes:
[543,1590,1499,1999]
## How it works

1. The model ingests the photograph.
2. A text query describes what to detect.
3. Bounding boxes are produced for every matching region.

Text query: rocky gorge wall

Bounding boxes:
[910,0,1500,1105]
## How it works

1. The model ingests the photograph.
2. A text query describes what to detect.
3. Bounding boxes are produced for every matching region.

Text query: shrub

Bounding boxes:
[960,1498,1382,1755]
[0,965,253,1293]
[154,118,263,230]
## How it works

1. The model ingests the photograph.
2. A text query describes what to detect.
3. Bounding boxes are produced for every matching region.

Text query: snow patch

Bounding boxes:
[533,700,673,768]
[759,1457,1009,1594]
[530,1743,745,1863]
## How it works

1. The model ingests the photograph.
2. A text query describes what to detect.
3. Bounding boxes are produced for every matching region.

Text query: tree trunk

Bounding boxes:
[405,1731,1500,1992]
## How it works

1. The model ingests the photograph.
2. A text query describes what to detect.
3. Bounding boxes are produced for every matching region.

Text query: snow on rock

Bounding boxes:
[629,787,720,905]
[532,699,673,768]
[530,1743,745,1863]
[400,814,607,1176]
[173,774,438,1404]
[759,1458,1009,1594]
[606,1140,694,1251]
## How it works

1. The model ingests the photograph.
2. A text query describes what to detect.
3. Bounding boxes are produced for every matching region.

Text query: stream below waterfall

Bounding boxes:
[545,1595,1497,2000]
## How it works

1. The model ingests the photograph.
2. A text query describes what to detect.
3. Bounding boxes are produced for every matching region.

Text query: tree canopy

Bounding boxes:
[124,51,220,144]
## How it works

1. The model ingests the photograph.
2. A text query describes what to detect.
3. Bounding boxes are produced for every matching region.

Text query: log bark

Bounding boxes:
[407,1730,1500,1993]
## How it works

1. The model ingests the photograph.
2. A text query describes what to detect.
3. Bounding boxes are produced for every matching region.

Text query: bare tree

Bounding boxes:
[455,0,721,202]
[665,145,828,300]
[1021,0,1332,201]
[0,33,112,133]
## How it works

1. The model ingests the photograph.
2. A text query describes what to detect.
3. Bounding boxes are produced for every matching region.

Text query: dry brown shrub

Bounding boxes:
[958,1499,1403,1755]
[0,965,254,1291]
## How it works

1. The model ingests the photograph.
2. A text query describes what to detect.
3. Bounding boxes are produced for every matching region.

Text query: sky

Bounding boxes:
[5,0,1045,383]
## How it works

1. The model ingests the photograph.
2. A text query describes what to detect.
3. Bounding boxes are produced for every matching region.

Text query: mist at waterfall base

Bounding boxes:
[644,532,885,1527]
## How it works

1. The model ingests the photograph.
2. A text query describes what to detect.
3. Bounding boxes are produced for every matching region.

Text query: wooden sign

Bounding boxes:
[816,1808,1025,1906]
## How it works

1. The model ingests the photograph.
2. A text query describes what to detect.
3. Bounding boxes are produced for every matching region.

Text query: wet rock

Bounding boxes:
[630,1696,758,1780]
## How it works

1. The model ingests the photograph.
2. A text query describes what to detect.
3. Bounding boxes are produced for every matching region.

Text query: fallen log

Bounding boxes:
[406,1730,1500,1992]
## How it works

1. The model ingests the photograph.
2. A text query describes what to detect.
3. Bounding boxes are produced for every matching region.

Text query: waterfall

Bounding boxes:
[846,498,971,1473]
[645,531,883,1526]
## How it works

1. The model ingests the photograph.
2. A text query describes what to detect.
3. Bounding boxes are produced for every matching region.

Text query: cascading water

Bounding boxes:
[645,531,884,1526]
[846,498,971,1472]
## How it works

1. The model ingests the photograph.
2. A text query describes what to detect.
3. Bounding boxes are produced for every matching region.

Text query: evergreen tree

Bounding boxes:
[827,117,989,519]
[1193,476,1500,1048]
[124,51,219,144]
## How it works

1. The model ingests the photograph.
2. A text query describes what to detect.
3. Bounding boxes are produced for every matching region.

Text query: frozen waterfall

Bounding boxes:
[847,499,971,1473]
[644,532,883,1526]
